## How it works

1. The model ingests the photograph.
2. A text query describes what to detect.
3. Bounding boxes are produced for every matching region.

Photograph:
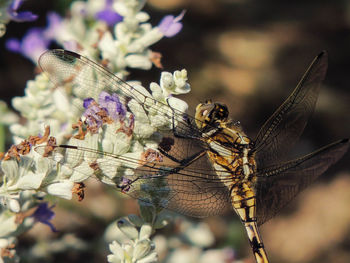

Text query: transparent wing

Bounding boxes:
[39,49,206,140]
[35,135,233,218]
[255,138,349,225]
[254,51,328,168]
[38,49,236,217]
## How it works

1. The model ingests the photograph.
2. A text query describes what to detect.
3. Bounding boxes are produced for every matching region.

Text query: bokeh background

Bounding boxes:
[0,0,350,262]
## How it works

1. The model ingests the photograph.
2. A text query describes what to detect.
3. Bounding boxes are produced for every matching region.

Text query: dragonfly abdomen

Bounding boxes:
[205,123,269,262]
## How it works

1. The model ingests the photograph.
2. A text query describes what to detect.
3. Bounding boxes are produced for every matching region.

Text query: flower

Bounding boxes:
[46,181,74,200]
[6,0,38,22]
[107,220,158,263]
[0,237,18,262]
[0,100,19,126]
[156,69,191,97]
[95,0,123,26]
[43,12,78,51]
[43,12,63,41]
[158,10,185,37]
[113,0,147,17]
[82,92,127,131]
[5,28,49,62]
[99,92,126,122]
[31,203,58,232]
[83,98,105,129]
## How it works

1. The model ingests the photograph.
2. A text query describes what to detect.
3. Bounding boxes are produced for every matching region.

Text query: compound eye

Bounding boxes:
[217,105,228,119]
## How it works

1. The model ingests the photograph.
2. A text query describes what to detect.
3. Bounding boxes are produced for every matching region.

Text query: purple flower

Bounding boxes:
[31,203,58,232]
[158,10,185,38]
[98,92,126,121]
[82,93,126,129]
[83,98,104,128]
[83,98,95,109]
[43,12,63,41]
[7,0,38,22]
[5,28,49,62]
[95,0,123,26]
[62,40,78,52]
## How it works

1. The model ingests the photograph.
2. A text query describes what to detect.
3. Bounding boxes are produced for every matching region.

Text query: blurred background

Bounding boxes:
[0,0,350,262]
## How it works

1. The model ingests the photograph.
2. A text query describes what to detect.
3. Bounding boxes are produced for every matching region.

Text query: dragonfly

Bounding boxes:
[37,49,349,263]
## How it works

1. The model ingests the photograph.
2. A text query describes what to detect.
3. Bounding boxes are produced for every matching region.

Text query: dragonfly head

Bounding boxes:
[195,100,228,129]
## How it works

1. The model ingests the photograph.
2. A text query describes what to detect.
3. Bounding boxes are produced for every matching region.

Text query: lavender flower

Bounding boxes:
[99,92,126,122]
[158,10,185,37]
[82,92,127,130]
[0,1,193,262]
[6,0,38,22]
[5,12,65,62]
[83,98,95,109]
[95,0,123,26]
[31,203,58,232]
[82,98,105,129]
[43,12,63,41]
[5,28,49,62]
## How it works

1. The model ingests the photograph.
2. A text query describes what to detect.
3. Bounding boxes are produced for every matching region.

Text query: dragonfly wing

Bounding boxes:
[128,147,233,217]
[35,135,232,218]
[39,49,142,108]
[255,138,349,225]
[38,50,233,217]
[121,134,232,217]
[254,51,328,168]
[38,49,199,139]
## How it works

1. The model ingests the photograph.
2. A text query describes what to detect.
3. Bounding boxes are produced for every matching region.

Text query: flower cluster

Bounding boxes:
[0,0,190,261]
[0,0,38,37]
[5,0,185,73]
[0,0,237,262]
[107,219,158,263]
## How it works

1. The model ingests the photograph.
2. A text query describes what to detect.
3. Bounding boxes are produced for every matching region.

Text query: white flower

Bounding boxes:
[133,239,153,260]
[167,97,189,113]
[149,82,163,101]
[160,69,191,96]
[125,53,152,70]
[107,219,158,263]
[1,1,193,261]
[8,199,20,213]
[46,180,74,200]
[0,214,17,238]
[9,73,77,143]
[174,69,191,93]
[113,0,147,17]
[139,224,152,240]
[167,247,201,263]
[181,221,215,248]
[137,251,157,263]
[1,155,46,192]
[0,237,18,263]
[160,72,174,92]
[0,101,19,125]
[127,28,163,53]
[107,241,125,263]
[117,218,139,240]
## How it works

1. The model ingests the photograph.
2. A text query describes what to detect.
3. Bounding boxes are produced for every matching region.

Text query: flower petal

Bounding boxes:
[158,10,185,38]
[5,38,21,52]
[46,180,74,199]
[16,171,45,190]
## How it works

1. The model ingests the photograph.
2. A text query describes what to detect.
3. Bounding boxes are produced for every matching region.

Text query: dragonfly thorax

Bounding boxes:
[195,100,257,185]
[195,100,228,130]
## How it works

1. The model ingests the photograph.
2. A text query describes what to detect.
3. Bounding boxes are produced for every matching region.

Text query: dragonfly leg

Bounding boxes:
[158,145,206,166]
